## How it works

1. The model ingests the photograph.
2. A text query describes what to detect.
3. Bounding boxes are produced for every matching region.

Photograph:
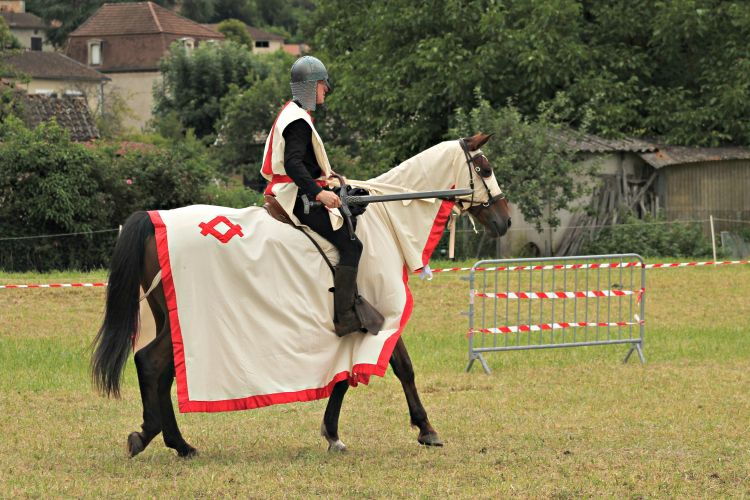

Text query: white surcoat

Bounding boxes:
[260,101,342,229]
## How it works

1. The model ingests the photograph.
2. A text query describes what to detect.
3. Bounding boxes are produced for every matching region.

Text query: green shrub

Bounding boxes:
[580,214,713,258]
[0,117,117,271]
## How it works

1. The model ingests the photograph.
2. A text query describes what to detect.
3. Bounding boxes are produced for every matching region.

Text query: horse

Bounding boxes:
[91,132,511,458]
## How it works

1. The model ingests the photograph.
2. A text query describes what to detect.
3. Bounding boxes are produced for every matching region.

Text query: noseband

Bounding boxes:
[456,138,506,211]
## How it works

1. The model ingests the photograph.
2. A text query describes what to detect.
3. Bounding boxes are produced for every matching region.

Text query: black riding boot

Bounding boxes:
[333,265,363,337]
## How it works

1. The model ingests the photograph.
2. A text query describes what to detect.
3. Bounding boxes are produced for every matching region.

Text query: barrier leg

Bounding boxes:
[466,354,491,374]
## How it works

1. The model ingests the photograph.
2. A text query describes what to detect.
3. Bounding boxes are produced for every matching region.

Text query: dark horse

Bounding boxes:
[92,133,511,458]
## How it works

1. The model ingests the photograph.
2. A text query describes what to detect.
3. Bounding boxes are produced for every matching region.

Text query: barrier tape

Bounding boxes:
[469,319,644,336]
[0,282,107,289]
[472,288,642,300]
[2,259,748,290]
[424,259,749,274]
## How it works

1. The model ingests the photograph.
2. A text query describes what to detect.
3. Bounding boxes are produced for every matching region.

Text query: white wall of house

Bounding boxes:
[104,71,161,130]
[17,78,104,114]
[10,27,52,51]
[252,39,283,54]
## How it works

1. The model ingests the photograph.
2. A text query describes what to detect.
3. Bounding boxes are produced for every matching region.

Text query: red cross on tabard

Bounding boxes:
[198,216,244,243]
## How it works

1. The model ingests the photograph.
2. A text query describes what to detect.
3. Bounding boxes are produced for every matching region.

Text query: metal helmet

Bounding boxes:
[290,56,332,111]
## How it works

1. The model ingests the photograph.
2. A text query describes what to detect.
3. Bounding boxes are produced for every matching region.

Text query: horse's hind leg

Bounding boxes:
[126,305,175,458]
[321,380,349,452]
[157,354,196,457]
[389,337,444,446]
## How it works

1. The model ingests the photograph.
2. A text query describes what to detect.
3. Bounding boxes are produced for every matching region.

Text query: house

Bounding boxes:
[202,23,289,55]
[65,1,224,130]
[0,0,50,51]
[246,26,284,53]
[497,133,750,257]
[2,51,110,113]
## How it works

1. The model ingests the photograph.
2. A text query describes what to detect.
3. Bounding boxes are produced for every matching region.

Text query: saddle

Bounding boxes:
[262,195,385,336]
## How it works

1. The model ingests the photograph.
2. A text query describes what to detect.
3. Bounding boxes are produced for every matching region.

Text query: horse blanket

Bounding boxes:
[147,186,453,413]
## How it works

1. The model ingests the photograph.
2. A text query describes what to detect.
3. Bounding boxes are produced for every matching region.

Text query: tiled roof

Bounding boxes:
[70,2,224,38]
[2,51,110,81]
[247,26,285,42]
[202,23,285,42]
[555,130,658,153]
[21,94,99,141]
[640,146,750,169]
[0,11,46,29]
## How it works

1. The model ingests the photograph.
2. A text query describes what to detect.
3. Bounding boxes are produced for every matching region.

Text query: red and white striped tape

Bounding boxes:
[470,319,644,336]
[0,282,107,289]
[2,260,748,290]
[423,259,749,274]
[472,288,642,300]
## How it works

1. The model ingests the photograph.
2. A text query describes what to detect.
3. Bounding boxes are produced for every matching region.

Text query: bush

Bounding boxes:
[0,117,117,271]
[579,214,713,258]
[0,121,222,272]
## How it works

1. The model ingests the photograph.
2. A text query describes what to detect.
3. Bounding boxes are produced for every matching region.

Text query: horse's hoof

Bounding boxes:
[418,432,444,447]
[327,440,348,453]
[127,432,145,458]
[177,444,198,458]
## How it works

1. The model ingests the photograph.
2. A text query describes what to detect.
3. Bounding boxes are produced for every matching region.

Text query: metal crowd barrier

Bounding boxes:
[466,254,646,373]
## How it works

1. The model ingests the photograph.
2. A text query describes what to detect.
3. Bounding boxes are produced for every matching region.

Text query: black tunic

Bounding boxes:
[282,118,323,198]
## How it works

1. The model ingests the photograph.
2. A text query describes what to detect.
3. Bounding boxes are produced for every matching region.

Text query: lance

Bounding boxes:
[300,187,473,239]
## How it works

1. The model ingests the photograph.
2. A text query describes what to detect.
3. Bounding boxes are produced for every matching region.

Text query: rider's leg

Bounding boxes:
[293,199,364,336]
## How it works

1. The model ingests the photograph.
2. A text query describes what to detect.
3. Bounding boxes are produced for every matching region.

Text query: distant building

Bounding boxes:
[65,1,224,130]
[203,23,299,55]
[2,51,110,114]
[0,0,51,51]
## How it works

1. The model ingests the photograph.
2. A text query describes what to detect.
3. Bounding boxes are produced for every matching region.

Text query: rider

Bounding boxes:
[261,55,367,337]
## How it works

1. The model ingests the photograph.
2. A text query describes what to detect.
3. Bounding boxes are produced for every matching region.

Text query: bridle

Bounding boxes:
[455,138,506,211]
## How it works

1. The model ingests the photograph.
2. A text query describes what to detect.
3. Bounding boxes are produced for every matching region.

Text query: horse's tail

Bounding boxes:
[92,211,154,398]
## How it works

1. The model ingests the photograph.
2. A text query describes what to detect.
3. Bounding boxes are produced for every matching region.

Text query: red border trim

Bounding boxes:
[148,210,190,405]
[261,101,292,177]
[421,200,455,267]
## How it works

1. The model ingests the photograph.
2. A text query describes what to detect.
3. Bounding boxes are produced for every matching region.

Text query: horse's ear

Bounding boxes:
[464,133,494,150]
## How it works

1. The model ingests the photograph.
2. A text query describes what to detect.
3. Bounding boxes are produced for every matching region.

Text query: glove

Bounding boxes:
[334,186,369,217]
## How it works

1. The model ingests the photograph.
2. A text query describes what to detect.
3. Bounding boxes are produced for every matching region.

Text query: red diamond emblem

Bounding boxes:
[198,216,244,243]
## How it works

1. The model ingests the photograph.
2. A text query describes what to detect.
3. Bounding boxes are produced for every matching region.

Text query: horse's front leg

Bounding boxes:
[390,337,443,446]
[321,380,349,452]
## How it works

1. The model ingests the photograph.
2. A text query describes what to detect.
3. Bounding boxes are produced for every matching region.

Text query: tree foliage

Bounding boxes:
[308,0,750,172]
[153,41,257,140]
[450,93,590,230]
[217,18,254,48]
[214,50,295,179]
[0,117,220,271]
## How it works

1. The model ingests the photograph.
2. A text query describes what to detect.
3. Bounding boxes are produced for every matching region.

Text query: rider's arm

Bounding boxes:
[282,119,323,199]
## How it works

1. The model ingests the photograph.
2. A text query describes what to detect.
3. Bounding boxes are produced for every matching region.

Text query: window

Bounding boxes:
[88,40,102,65]
[179,37,195,51]
[31,37,42,51]
[255,40,269,48]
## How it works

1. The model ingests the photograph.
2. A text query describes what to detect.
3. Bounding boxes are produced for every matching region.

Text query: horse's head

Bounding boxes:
[454,133,511,237]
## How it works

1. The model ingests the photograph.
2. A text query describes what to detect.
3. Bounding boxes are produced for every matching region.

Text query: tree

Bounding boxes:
[450,94,590,230]
[153,40,257,140]
[0,116,116,270]
[307,0,750,176]
[214,50,295,180]
[217,18,253,49]
[0,16,21,49]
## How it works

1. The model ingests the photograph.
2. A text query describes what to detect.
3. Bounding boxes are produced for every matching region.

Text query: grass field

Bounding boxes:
[1,261,749,498]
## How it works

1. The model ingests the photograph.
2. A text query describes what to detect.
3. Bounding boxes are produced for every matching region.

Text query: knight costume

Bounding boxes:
[261,56,370,337]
